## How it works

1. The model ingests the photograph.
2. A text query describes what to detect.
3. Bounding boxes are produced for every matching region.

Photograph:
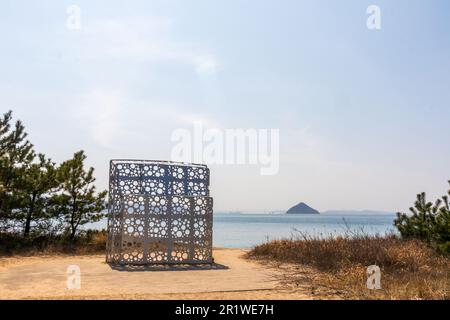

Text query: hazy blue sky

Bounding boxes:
[1,0,449,212]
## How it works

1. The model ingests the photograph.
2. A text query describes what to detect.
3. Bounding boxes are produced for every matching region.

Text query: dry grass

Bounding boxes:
[246,234,449,300]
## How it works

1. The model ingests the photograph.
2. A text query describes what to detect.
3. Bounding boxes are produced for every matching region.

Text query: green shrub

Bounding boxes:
[394,181,450,254]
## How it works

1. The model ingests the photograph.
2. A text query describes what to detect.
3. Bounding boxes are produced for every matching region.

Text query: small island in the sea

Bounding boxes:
[286,202,320,214]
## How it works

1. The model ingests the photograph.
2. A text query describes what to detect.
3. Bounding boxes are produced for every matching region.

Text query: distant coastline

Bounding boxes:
[321,210,395,215]
[214,210,395,215]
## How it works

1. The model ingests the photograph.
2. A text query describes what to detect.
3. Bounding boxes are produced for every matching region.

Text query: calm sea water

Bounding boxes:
[90,212,397,249]
[213,213,397,248]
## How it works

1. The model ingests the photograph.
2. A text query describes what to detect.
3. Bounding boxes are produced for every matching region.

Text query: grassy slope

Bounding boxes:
[246,235,449,300]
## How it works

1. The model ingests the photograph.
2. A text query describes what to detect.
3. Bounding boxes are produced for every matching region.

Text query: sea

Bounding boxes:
[89,212,398,249]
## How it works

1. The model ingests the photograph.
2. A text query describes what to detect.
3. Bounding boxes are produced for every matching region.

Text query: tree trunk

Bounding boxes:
[70,226,76,240]
[70,196,77,241]
[24,193,36,237]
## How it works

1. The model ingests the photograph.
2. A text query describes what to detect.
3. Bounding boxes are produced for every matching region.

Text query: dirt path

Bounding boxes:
[0,249,313,300]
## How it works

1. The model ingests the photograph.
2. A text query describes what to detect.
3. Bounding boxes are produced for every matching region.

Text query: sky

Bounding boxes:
[1,0,449,212]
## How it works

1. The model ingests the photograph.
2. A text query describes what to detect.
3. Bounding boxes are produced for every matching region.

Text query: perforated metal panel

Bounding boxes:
[106,160,213,265]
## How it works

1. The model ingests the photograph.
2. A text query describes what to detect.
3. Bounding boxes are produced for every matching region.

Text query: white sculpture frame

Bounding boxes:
[106,160,213,265]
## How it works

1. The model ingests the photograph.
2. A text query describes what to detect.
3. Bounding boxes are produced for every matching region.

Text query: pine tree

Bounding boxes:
[0,111,34,229]
[395,181,450,253]
[13,154,59,236]
[52,151,107,240]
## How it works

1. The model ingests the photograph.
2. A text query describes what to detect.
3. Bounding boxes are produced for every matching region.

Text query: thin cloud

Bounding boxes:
[64,16,220,75]
[70,88,220,149]
[72,90,123,148]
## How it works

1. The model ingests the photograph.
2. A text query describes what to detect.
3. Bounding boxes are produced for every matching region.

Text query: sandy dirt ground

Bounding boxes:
[0,249,319,300]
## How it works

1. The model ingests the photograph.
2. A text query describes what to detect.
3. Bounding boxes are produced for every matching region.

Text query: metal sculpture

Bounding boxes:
[106,160,213,265]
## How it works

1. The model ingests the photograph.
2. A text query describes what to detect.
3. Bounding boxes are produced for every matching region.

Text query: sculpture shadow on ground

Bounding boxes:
[108,262,229,272]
